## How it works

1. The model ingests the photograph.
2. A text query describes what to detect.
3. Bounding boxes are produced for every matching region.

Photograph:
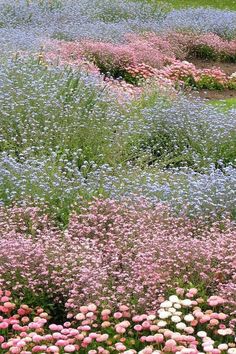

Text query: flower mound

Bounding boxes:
[0,288,235,353]
[0,201,236,313]
[46,33,236,90]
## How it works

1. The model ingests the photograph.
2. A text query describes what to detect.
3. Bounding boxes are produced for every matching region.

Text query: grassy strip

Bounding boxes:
[209,97,236,110]
[142,0,236,10]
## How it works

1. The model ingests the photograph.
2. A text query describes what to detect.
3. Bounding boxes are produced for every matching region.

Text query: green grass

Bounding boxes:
[168,0,236,10]
[145,0,236,10]
[209,97,236,110]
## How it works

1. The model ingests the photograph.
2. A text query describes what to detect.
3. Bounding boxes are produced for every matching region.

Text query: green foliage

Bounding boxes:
[196,75,225,90]
[190,45,236,62]
[86,52,140,85]
[140,0,236,10]
[191,45,217,60]
[228,80,236,89]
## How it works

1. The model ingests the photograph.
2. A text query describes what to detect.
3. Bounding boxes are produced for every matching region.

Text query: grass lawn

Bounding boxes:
[144,0,236,10]
[166,0,236,10]
[209,97,236,110]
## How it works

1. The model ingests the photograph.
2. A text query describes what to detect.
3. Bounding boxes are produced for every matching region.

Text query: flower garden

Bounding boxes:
[0,0,236,353]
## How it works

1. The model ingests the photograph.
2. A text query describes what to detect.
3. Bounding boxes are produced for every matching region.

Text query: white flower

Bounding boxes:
[225,328,233,335]
[159,311,171,319]
[218,344,228,351]
[174,304,182,309]
[169,295,180,303]
[203,345,214,352]
[197,331,207,338]
[160,300,173,308]
[230,72,236,79]
[171,315,181,323]
[157,320,167,327]
[181,299,192,307]
[228,349,236,354]
[184,314,194,322]
[147,314,156,321]
[203,337,213,343]
[203,340,214,346]
[169,307,177,314]
[172,332,183,340]
[176,322,187,330]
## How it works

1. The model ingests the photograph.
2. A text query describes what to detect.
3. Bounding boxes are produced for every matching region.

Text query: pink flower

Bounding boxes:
[83,337,92,345]
[146,336,155,343]
[119,305,129,312]
[96,334,109,342]
[48,346,59,352]
[115,325,126,334]
[64,345,76,352]
[0,322,8,329]
[189,288,198,295]
[10,347,21,354]
[55,340,68,347]
[87,304,97,312]
[134,324,143,331]
[1,296,9,302]
[101,309,111,316]
[115,343,126,351]
[79,306,88,314]
[114,312,123,319]
[154,334,164,343]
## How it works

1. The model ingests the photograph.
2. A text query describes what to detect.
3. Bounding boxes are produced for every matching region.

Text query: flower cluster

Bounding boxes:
[66,35,176,83]
[1,58,236,222]
[46,34,236,89]
[1,1,236,61]
[0,288,235,353]
[160,8,236,39]
[1,156,236,222]
[80,40,137,83]
[157,60,228,90]
[47,31,236,69]
[0,0,167,55]
[189,33,236,61]
[0,200,236,312]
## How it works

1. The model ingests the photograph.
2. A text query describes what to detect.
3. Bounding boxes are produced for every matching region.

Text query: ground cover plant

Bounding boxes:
[0,0,236,352]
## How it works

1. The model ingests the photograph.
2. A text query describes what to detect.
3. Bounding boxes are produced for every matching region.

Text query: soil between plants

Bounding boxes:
[190,58,236,75]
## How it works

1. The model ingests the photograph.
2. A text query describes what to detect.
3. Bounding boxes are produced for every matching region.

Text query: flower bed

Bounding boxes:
[45,32,236,90]
[0,288,235,353]
[0,201,236,314]
[1,4,236,351]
